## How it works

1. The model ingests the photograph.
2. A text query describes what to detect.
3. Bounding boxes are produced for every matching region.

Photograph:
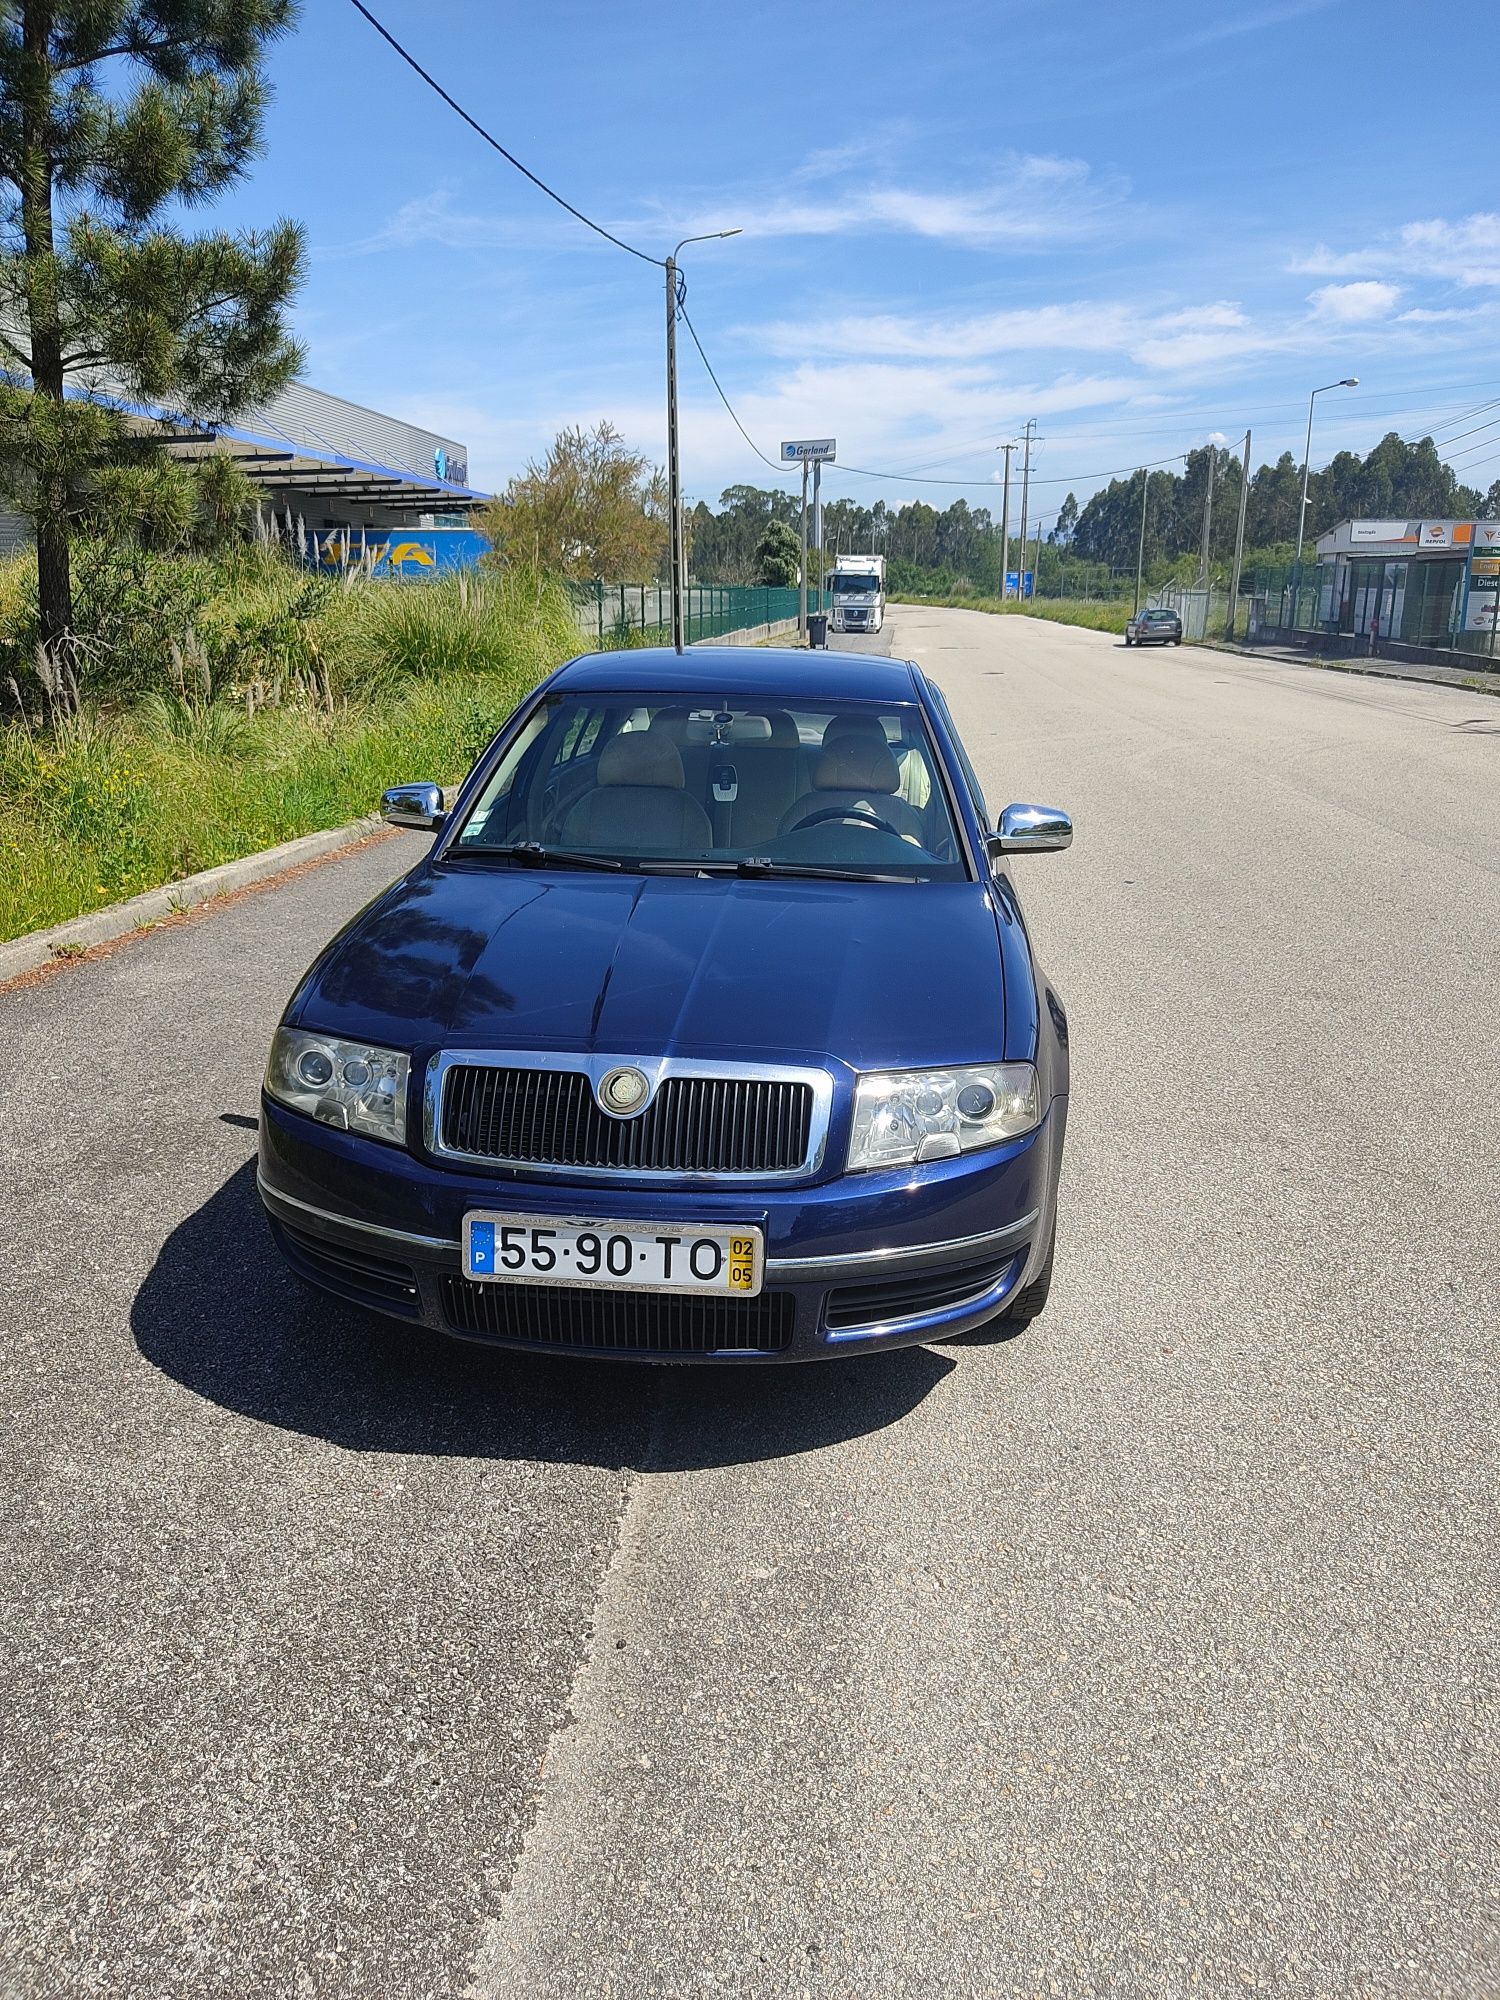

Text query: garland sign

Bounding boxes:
[781,438,837,463]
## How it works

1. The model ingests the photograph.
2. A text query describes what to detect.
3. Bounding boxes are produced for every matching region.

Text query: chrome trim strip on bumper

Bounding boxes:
[257,1177,1040,1283]
[257,1175,460,1252]
[764,1209,1039,1279]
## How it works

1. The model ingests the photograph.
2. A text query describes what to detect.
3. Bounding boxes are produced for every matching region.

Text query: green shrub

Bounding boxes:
[0,559,582,940]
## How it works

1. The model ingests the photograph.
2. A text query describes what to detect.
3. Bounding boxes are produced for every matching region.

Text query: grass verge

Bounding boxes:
[898,594,1131,635]
[0,569,579,943]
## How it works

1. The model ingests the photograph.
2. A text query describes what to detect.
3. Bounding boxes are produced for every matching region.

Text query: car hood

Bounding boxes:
[290,862,1007,1070]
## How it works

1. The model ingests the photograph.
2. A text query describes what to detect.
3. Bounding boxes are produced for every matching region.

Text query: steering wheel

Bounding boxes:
[788,804,902,838]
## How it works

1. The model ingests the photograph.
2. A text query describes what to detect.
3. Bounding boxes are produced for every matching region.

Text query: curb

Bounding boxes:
[0,813,387,986]
[691,616,802,648]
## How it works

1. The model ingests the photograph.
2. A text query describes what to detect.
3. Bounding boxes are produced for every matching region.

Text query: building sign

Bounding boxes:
[781,438,837,463]
[1419,521,1456,547]
[1464,555,1500,632]
[1350,520,1414,543]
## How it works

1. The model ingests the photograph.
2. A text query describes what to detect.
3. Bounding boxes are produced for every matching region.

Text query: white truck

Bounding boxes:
[828,553,886,634]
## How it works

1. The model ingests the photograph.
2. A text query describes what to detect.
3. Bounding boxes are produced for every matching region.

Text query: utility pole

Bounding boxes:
[665,253,683,650]
[664,229,741,653]
[1017,419,1036,600]
[1197,445,1216,590]
[1228,429,1251,640]
[1134,467,1149,614]
[798,457,809,639]
[996,441,1014,598]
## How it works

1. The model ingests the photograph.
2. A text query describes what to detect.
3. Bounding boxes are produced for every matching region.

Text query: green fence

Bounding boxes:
[1244,560,1500,662]
[570,582,826,649]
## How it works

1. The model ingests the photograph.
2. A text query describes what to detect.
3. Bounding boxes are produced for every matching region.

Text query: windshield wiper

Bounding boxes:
[656,860,916,884]
[454,840,623,872]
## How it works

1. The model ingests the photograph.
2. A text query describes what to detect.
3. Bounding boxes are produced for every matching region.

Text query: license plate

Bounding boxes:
[462,1212,763,1296]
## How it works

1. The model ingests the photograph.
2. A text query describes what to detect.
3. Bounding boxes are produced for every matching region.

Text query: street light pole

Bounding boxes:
[1295,376,1358,570]
[665,229,741,652]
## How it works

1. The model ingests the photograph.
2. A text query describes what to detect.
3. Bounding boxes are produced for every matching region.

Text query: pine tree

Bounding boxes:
[0,2,305,665]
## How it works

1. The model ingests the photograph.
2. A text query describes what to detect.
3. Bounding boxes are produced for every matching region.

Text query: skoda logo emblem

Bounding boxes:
[598,1066,649,1116]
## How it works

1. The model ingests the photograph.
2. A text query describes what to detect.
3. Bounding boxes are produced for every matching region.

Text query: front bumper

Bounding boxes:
[258,1093,1066,1363]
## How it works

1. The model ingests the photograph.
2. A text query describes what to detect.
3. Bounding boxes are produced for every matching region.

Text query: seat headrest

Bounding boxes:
[814,740,901,794]
[822,713,891,749]
[728,713,773,743]
[598,732,686,789]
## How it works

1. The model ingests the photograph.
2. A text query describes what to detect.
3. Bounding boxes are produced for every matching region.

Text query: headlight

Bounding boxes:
[847,1063,1040,1170]
[265,1026,410,1146]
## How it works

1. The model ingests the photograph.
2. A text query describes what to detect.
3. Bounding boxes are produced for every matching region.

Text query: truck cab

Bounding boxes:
[829,555,886,635]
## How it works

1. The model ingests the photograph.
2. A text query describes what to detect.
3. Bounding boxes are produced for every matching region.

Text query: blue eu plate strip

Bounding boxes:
[468,1220,495,1275]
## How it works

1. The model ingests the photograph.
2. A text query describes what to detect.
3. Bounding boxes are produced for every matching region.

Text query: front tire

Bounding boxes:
[999,1229,1054,1328]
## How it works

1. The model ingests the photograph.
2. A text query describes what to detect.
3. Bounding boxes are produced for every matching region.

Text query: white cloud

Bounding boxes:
[1178,0,1340,49]
[661,153,1129,251]
[760,297,1263,373]
[1293,212,1500,289]
[1307,281,1400,322]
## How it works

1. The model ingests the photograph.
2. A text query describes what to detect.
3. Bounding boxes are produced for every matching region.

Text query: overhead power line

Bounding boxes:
[677,306,793,476]
[347,0,664,268]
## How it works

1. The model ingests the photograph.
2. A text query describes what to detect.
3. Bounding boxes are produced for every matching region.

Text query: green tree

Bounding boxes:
[479,421,669,582]
[0,1,305,664]
[752,517,799,588]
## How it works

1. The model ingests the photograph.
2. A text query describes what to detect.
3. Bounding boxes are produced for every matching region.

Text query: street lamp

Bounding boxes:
[1295,377,1358,567]
[666,229,741,651]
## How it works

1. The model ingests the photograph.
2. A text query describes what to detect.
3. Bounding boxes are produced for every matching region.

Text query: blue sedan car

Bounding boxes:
[257,647,1072,1362]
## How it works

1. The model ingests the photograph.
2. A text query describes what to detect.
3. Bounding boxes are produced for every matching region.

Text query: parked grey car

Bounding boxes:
[1125,606,1182,647]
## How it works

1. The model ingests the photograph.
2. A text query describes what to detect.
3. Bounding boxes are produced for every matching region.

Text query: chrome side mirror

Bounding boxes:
[382,782,445,831]
[987,803,1073,858]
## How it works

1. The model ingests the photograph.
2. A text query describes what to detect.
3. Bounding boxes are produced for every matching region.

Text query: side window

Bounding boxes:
[924,682,988,827]
[557,706,606,762]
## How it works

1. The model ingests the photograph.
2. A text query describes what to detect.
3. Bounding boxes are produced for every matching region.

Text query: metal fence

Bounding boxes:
[570,582,826,649]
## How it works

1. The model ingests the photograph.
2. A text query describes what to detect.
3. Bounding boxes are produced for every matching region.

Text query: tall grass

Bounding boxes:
[0,563,580,942]
[898,593,1131,635]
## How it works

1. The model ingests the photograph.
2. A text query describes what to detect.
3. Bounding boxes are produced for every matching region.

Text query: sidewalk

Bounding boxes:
[1207,638,1500,698]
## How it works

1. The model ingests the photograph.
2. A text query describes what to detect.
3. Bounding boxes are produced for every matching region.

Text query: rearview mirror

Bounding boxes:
[986,803,1073,858]
[382,782,445,831]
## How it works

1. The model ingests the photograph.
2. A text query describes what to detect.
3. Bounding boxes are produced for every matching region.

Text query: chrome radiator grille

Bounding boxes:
[438,1064,816,1175]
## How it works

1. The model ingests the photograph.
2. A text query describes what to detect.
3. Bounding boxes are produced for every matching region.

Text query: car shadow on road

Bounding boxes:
[131,1160,953,1472]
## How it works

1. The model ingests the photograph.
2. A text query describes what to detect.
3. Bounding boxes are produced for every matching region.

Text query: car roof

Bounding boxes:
[550,645,922,704]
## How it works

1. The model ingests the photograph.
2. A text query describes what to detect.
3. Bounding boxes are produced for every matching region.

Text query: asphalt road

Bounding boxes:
[2,609,1495,1999]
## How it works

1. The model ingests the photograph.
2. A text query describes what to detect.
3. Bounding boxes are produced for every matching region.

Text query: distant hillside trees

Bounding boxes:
[1071,432,1489,571]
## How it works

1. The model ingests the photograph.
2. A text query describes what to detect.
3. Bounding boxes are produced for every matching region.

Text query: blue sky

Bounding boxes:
[211,0,1499,524]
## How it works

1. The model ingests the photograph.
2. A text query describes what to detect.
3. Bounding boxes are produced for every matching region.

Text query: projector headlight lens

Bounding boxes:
[266,1027,410,1146]
[847,1063,1040,1171]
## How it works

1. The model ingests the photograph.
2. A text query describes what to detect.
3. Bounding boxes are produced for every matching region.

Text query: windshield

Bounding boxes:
[449,695,966,881]
[832,573,881,595]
